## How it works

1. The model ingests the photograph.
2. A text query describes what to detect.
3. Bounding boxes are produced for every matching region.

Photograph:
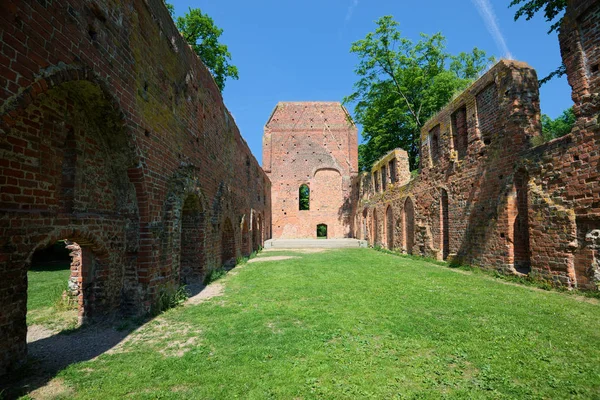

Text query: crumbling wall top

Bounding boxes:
[264,102,356,131]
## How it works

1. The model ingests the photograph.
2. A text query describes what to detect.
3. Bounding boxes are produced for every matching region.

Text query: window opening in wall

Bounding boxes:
[441,189,449,260]
[451,106,468,159]
[476,83,497,146]
[28,240,81,333]
[317,224,328,239]
[389,159,397,184]
[374,171,380,192]
[381,165,387,190]
[429,125,440,165]
[299,184,310,210]
[404,198,415,255]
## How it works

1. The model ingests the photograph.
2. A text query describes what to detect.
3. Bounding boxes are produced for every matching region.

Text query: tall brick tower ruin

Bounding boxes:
[263,102,358,239]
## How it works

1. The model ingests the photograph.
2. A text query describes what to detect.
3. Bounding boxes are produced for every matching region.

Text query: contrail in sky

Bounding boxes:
[471,0,513,59]
[345,0,359,23]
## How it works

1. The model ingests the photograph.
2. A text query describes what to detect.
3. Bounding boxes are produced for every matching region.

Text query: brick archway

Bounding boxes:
[0,77,140,374]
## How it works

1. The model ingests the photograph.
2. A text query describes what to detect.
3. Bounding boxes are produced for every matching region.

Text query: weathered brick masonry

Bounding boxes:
[263,102,358,239]
[355,0,599,290]
[0,0,270,375]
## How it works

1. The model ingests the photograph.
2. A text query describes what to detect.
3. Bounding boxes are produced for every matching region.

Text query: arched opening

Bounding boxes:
[28,241,79,331]
[317,224,328,239]
[386,205,394,250]
[0,77,141,374]
[430,125,440,164]
[512,171,531,273]
[373,209,379,246]
[441,189,449,260]
[180,195,205,284]
[222,217,236,267]
[241,215,250,256]
[299,184,310,211]
[403,198,415,254]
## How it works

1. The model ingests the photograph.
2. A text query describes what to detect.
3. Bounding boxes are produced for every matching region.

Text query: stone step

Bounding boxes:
[264,239,368,249]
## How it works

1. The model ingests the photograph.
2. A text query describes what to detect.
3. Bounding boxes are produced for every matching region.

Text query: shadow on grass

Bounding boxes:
[0,319,141,399]
[0,276,232,399]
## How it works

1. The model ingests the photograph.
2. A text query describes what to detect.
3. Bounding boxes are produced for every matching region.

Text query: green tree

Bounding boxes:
[509,0,567,85]
[344,16,493,171]
[536,107,575,144]
[165,2,239,91]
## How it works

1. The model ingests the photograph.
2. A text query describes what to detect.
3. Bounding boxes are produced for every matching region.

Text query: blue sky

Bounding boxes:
[167,0,572,165]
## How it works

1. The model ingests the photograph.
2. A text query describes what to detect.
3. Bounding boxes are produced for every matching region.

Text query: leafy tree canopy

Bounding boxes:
[535,107,575,144]
[165,2,239,91]
[509,0,567,85]
[344,16,493,171]
[509,0,566,33]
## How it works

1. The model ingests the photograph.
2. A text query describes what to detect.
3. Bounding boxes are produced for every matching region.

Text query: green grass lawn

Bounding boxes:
[27,262,78,331]
[50,249,599,399]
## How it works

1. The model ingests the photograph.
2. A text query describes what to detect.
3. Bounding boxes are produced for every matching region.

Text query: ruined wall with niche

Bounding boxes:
[355,0,599,292]
[263,102,358,239]
[0,0,270,375]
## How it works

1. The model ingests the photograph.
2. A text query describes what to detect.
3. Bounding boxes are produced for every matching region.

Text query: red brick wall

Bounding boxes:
[357,60,542,270]
[0,0,270,375]
[264,102,358,239]
[356,0,600,291]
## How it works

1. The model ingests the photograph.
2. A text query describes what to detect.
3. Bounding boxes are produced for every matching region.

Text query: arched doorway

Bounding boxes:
[28,241,79,330]
[317,224,328,238]
[180,195,205,284]
[403,198,415,254]
[222,217,236,267]
[386,205,394,250]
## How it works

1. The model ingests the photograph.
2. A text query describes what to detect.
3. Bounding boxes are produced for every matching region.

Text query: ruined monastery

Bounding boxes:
[0,0,598,377]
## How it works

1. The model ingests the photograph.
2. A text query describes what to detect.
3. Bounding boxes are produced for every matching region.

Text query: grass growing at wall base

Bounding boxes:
[45,249,599,399]
[373,245,600,300]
